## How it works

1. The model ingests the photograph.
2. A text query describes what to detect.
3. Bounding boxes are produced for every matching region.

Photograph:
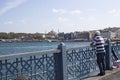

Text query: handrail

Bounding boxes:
[0,49,60,60]
[67,45,90,51]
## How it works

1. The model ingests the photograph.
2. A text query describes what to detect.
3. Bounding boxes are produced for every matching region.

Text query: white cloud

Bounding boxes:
[52,8,67,14]
[79,16,96,21]
[0,0,27,16]
[58,17,68,22]
[108,9,120,16]
[4,21,13,25]
[52,8,81,15]
[70,10,81,14]
[3,19,27,25]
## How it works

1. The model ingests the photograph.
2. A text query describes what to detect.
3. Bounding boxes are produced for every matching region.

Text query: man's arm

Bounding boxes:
[90,42,94,46]
[90,40,96,46]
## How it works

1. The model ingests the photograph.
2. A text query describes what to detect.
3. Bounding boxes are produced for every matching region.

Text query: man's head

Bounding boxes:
[95,31,100,36]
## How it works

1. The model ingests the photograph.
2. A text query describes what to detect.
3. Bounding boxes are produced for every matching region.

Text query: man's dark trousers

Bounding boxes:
[97,52,106,74]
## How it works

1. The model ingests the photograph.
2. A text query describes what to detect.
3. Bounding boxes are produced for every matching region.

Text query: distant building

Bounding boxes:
[74,31,90,41]
[101,31,116,39]
[80,32,90,40]
[47,30,57,39]
[115,29,120,40]
[58,32,65,40]
[21,36,35,41]
[64,33,70,40]
[74,32,81,39]
[69,32,75,39]
[57,27,120,41]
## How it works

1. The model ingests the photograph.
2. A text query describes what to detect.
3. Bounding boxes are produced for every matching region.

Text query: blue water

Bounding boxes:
[0,42,90,55]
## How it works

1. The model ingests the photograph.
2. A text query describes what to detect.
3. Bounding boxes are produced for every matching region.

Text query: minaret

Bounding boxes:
[58,29,59,34]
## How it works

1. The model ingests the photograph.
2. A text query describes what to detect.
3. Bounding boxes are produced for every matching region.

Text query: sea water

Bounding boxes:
[0,41,90,55]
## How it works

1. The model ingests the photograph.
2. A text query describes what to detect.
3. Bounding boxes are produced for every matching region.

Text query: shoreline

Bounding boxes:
[0,39,120,43]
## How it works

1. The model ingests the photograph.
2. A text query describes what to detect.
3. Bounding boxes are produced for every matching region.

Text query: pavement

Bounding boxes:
[84,68,120,80]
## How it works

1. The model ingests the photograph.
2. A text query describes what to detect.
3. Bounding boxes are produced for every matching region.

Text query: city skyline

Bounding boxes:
[0,0,120,33]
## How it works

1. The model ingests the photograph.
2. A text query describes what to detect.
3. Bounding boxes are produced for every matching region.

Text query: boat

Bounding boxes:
[41,39,51,42]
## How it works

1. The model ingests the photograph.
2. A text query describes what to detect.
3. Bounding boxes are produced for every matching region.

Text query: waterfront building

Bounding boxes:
[47,30,57,39]
[64,33,76,40]
[74,31,90,41]
[69,32,75,39]
[101,30,116,40]
[79,31,90,41]
[64,33,70,40]
[115,29,120,40]
[74,31,81,39]
[58,32,65,40]
[21,36,35,42]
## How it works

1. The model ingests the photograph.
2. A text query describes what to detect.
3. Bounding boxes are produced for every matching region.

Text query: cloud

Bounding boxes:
[108,9,120,16]
[79,16,95,21]
[70,10,81,14]
[52,8,81,15]
[3,19,27,25]
[4,21,13,25]
[0,0,27,16]
[58,17,69,22]
[52,8,67,14]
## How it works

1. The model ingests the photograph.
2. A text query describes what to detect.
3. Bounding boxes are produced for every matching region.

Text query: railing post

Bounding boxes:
[54,42,67,80]
[105,39,113,70]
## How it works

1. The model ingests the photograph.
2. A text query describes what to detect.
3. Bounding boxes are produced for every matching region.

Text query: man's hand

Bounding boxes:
[90,42,95,46]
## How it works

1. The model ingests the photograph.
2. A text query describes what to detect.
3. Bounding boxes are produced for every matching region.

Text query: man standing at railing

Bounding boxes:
[90,31,106,76]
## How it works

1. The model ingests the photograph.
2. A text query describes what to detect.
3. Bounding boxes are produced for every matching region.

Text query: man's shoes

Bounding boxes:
[97,73,105,76]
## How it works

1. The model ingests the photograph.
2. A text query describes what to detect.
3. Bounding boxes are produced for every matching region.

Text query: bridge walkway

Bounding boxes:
[85,68,120,80]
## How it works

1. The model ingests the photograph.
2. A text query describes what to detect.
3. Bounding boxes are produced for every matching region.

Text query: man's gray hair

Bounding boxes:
[95,31,100,36]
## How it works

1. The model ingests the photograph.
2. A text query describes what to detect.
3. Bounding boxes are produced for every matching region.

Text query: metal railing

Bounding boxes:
[66,46,97,80]
[111,41,120,62]
[0,49,60,80]
[0,40,120,80]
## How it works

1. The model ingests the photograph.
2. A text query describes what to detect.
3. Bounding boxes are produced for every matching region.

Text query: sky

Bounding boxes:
[0,0,120,33]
